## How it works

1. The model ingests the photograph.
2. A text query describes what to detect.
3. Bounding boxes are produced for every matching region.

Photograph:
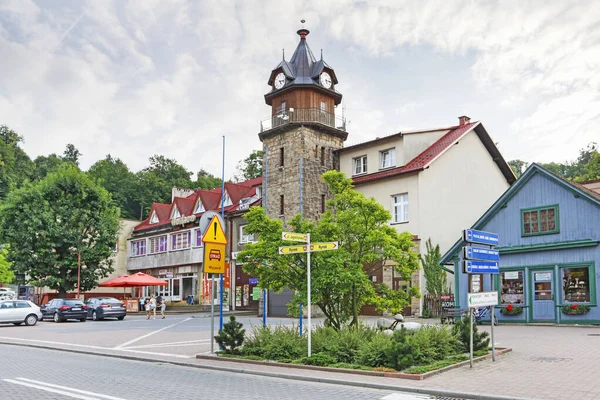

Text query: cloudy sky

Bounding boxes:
[1,0,599,179]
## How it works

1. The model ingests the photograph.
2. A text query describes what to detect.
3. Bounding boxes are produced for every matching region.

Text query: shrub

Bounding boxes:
[384,328,422,370]
[356,332,393,367]
[421,308,433,318]
[261,325,306,361]
[240,326,272,357]
[453,314,490,352]
[298,352,337,366]
[405,325,461,364]
[214,316,245,354]
[311,324,375,364]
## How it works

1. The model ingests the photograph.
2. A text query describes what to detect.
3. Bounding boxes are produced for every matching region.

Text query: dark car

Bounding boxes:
[41,299,87,322]
[85,297,126,321]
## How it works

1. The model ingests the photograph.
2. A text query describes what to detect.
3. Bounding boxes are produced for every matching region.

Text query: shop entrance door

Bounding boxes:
[532,270,556,321]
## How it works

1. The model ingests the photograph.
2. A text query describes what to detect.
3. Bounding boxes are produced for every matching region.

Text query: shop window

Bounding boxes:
[469,274,483,293]
[562,267,590,303]
[500,271,524,304]
[171,231,191,251]
[130,239,146,257]
[521,205,559,236]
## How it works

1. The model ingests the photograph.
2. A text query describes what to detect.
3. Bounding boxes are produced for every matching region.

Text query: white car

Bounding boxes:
[0,299,42,326]
[0,288,16,299]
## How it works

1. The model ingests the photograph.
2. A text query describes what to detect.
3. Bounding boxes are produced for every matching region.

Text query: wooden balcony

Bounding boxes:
[260,108,346,133]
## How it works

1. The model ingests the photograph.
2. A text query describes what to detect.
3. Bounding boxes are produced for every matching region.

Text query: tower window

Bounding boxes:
[321,195,326,213]
[320,101,327,113]
[280,147,284,167]
[321,147,325,166]
[280,195,285,215]
[280,101,286,113]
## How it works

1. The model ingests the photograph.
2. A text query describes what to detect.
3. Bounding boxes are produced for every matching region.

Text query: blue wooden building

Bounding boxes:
[440,164,600,324]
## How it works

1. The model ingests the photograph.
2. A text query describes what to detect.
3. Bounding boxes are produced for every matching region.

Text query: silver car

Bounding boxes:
[0,299,42,326]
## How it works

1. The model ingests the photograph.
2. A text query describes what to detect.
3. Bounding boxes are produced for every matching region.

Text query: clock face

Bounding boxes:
[274,73,286,89]
[320,72,332,89]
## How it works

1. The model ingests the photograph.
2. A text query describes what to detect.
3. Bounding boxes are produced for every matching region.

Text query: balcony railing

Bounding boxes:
[260,108,346,133]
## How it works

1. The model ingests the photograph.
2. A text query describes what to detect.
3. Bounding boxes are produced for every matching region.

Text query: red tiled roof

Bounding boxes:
[224,182,255,205]
[172,197,195,217]
[238,177,262,187]
[353,122,479,184]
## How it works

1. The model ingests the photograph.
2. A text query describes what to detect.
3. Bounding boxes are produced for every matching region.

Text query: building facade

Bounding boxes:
[441,164,600,324]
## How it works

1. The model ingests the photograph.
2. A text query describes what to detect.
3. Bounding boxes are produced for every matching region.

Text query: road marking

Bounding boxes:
[0,336,109,351]
[124,339,211,349]
[116,348,194,358]
[114,317,192,349]
[381,394,433,400]
[3,377,128,400]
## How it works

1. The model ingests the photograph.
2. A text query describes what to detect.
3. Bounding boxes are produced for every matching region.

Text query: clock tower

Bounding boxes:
[260,27,347,223]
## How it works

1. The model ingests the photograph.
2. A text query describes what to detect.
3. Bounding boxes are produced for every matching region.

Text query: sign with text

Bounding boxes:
[463,260,500,274]
[468,291,499,308]
[463,229,499,246]
[463,246,500,262]
[278,245,307,255]
[203,242,226,274]
[278,242,339,255]
[282,232,309,242]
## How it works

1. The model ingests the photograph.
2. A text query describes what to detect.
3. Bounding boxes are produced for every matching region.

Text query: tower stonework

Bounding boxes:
[260,28,347,224]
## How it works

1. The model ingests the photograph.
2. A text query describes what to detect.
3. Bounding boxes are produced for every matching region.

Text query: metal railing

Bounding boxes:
[260,108,346,132]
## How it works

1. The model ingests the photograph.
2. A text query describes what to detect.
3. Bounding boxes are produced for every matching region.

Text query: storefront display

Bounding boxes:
[562,267,590,303]
[501,270,524,304]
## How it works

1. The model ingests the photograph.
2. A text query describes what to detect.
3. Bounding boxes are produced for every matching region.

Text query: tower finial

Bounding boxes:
[321,49,323,60]
[282,48,285,60]
[297,19,309,39]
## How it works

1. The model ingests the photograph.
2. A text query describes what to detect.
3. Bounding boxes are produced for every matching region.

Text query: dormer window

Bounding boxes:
[222,191,232,207]
[149,211,159,224]
[380,148,396,169]
[171,206,181,219]
[194,199,205,214]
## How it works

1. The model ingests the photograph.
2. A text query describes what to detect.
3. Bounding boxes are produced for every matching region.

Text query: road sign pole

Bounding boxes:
[470,307,474,368]
[299,304,303,336]
[210,275,215,354]
[307,232,311,358]
[491,275,496,362]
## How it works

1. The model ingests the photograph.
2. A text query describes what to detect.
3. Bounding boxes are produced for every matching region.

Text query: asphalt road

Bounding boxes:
[0,345,433,400]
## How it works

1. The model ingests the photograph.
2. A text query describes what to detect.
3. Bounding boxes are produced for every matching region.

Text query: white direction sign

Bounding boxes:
[467,291,498,308]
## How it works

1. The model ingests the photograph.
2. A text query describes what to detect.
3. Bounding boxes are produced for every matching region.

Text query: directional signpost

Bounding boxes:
[462,228,499,366]
[279,232,338,357]
[202,215,228,354]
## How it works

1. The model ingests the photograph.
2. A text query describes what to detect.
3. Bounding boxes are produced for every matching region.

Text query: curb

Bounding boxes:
[195,348,513,381]
[0,341,530,400]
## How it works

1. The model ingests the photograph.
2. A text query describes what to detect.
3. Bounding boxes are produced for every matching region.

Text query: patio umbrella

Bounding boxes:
[98,275,131,287]
[119,272,168,287]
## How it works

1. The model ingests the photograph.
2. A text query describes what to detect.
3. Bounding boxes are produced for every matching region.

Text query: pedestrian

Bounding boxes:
[144,298,151,319]
[150,294,157,319]
[156,294,166,319]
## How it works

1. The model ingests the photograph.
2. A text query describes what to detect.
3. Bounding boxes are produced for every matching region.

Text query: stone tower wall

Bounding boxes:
[262,126,344,224]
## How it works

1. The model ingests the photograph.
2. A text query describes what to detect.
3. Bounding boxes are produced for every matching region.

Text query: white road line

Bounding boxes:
[124,342,210,350]
[124,339,211,349]
[3,378,127,400]
[113,317,192,349]
[381,394,432,400]
[116,348,193,358]
[15,378,128,400]
[0,336,109,351]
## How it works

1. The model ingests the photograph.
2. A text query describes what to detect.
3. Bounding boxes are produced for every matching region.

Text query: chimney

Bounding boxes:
[458,115,471,126]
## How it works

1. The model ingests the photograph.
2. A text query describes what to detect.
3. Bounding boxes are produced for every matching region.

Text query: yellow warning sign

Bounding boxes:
[204,242,226,274]
[202,215,228,245]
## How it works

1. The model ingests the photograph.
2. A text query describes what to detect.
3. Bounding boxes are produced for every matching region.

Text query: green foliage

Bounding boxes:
[238,171,420,330]
[420,239,448,297]
[0,125,34,200]
[234,150,264,182]
[297,353,337,366]
[0,246,15,284]
[0,165,120,297]
[214,316,245,354]
[87,155,138,220]
[404,355,469,374]
[356,332,393,367]
[421,308,433,318]
[370,283,419,315]
[62,144,82,166]
[508,159,529,178]
[500,305,524,315]
[453,314,490,352]
[560,304,591,315]
[537,142,600,182]
[241,325,306,361]
[194,169,222,190]
[405,325,461,364]
[385,328,421,370]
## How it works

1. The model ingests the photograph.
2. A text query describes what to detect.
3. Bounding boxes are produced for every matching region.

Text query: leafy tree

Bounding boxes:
[215,316,245,354]
[32,154,69,181]
[0,125,34,199]
[0,166,120,297]
[575,151,600,182]
[537,161,572,178]
[571,142,598,179]
[420,239,448,297]
[0,246,14,284]
[195,168,222,190]
[234,150,263,182]
[238,171,420,330]
[508,159,529,178]
[88,155,138,219]
[62,143,82,165]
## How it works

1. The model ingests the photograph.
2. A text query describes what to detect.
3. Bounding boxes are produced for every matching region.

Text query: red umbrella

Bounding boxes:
[98,275,130,287]
[116,272,168,287]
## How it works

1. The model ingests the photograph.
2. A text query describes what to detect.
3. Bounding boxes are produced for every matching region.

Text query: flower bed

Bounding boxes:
[561,304,591,315]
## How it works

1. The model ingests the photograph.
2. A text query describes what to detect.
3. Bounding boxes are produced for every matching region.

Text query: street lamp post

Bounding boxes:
[77,251,81,298]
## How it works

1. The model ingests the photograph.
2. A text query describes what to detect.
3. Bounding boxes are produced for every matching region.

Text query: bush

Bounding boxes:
[311,324,375,364]
[240,326,272,357]
[356,332,393,367]
[421,308,433,318]
[298,352,337,366]
[453,314,490,352]
[405,325,461,364]
[384,328,422,370]
[214,316,245,354]
[260,325,306,361]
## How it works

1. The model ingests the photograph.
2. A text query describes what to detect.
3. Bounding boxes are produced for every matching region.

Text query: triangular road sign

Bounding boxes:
[202,215,228,245]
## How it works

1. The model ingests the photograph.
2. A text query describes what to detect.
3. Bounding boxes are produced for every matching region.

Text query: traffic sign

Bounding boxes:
[278,245,308,255]
[203,242,226,274]
[467,291,498,308]
[310,242,338,252]
[463,246,499,262]
[463,260,499,274]
[202,215,228,245]
[463,229,499,246]
[282,232,309,242]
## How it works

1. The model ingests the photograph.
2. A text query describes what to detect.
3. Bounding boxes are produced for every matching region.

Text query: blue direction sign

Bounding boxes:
[463,229,499,246]
[463,246,500,262]
[463,260,500,274]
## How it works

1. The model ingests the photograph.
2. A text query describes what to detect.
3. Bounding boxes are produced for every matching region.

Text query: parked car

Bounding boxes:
[0,288,16,299]
[0,299,42,326]
[41,299,87,322]
[85,297,126,321]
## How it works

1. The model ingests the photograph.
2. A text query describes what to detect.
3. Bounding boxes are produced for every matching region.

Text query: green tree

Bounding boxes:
[0,125,34,199]
[214,315,245,354]
[32,154,69,181]
[238,171,420,330]
[234,150,263,182]
[420,239,448,297]
[62,143,82,165]
[0,246,15,284]
[0,166,120,297]
[194,169,222,190]
[508,159,529,178]
[575,151,600,182]
[88,155,138,219]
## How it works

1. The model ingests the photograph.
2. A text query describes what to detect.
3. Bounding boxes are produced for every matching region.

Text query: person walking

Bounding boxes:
[150,294,157,319]
[156,294,166,319]
[144,298,151,319]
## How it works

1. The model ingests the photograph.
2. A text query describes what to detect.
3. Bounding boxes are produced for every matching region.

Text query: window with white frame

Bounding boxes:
[149,211,159,224]
[149,235,167,254]
[353,155,367,175]
[380,148,396,169]
[194,229,203,247]
[130,239,146,256]
[194,200,205,214]
[171,206,181,219]
[222,191,232,207]
[171,231,191,250]
[392,193,409,223]
[240,225,256,244]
